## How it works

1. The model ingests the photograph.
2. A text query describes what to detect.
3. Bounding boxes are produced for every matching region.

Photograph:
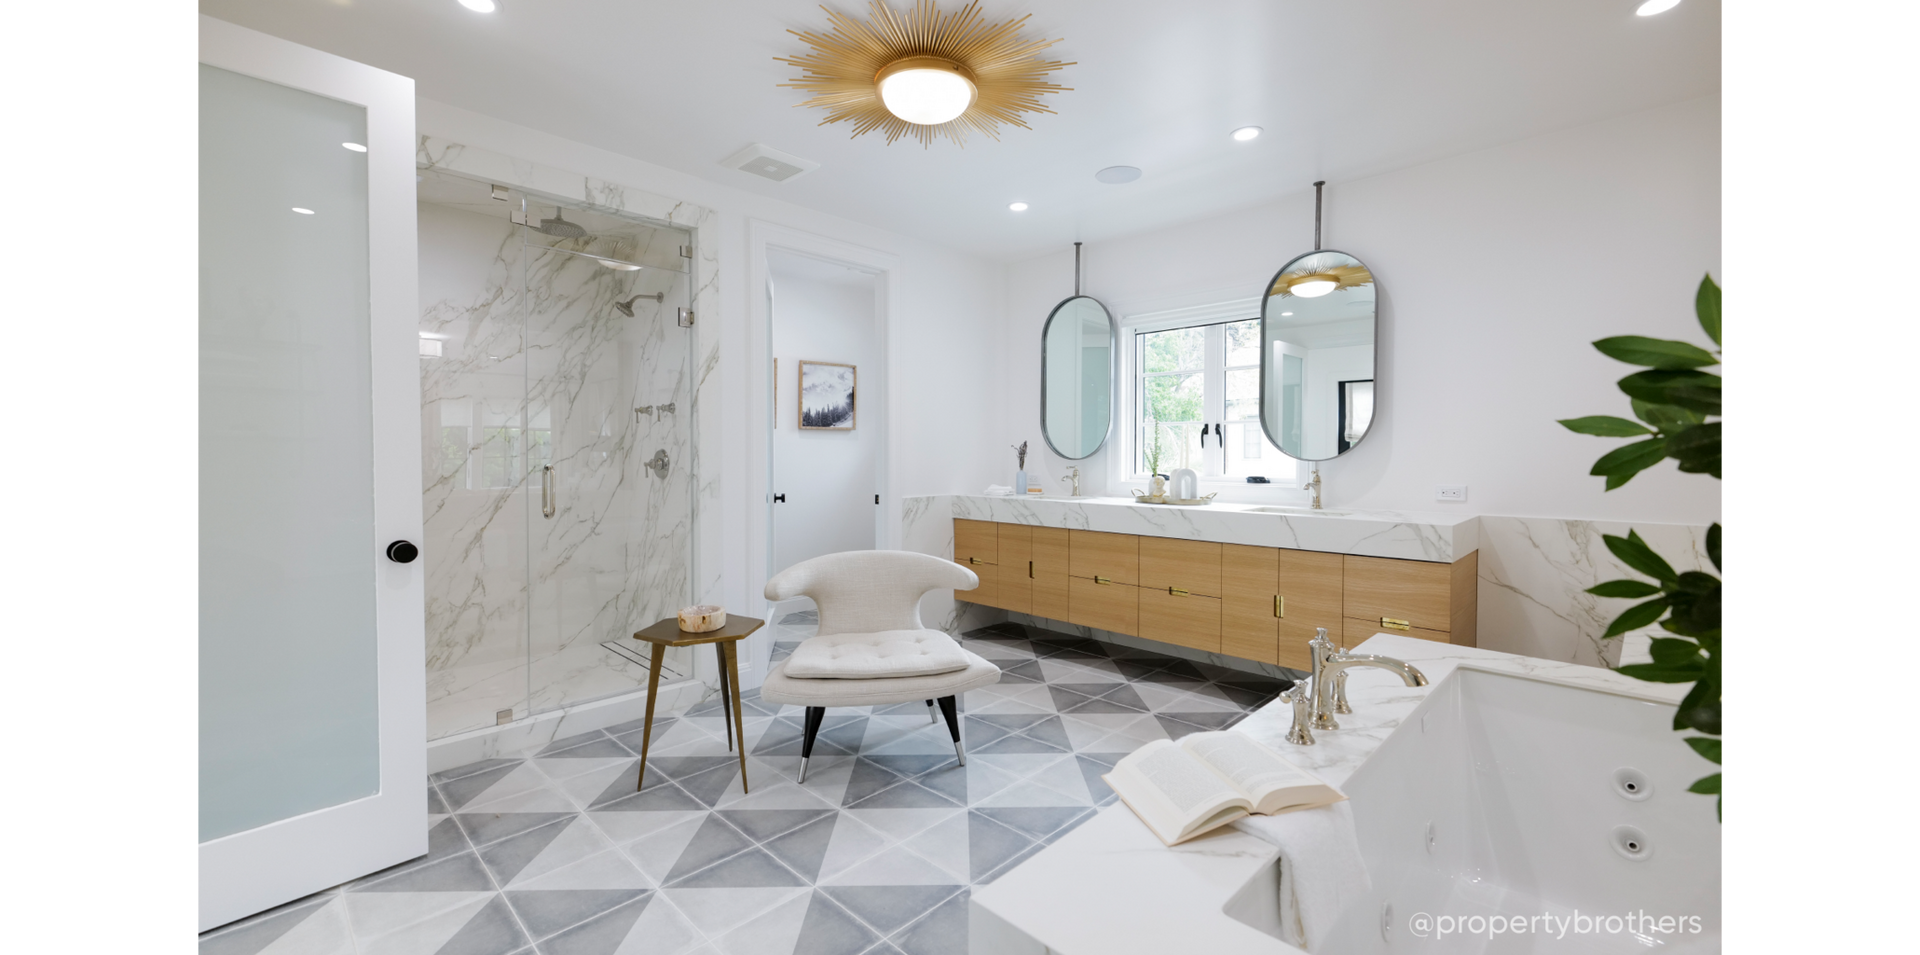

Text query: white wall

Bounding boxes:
[770,257,881,574]
[415,98,1005,677]
[1004,96,1722,527]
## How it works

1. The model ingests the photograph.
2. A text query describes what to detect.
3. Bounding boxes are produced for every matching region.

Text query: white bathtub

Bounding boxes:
[1319,666,1721,953]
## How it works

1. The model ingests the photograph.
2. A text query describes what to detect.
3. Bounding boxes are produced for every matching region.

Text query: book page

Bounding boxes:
[1104,740,1252,844]
[1135,743,1244,812]
[1181,732,1341,813]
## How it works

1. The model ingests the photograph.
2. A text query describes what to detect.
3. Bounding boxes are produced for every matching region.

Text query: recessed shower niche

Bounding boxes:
[416,169,696,739]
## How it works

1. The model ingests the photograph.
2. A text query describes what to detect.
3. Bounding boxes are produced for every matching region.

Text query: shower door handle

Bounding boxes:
[541,465,556,519]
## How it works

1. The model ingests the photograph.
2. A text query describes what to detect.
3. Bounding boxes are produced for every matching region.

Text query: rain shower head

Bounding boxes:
[614,292,666,318]
[535,207,587,238]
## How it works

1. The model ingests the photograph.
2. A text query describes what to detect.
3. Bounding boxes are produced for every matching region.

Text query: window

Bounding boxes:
[1130,316,1294,482]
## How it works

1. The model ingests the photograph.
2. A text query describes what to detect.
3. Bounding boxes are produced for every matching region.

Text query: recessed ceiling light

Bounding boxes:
[458,0,497,12]
[1635,0,1681,15]
[1008,202,1029,212]
[1232,126,1262,142]
[1095,166,1142,184]
[291,207,315,215]
[1280,311,1294,317]
[342,142,367,152]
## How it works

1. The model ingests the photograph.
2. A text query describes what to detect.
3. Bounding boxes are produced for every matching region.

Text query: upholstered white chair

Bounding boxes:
[761,550,1002,782]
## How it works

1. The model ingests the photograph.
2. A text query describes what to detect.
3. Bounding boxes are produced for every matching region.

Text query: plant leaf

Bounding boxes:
[1672,679,1721,735]
[1559,415,1653,437]
[1688,772,1721,795]
[1619,370,1722,415]
[1706,523,1721,572]
[1602,596,1671,638]
[1673,571,1719,594]
[1696,274,1721,346]
[1593,335,1720,370]
[1590,438,1670,490]
[1587,579,1662,598]
[1648,637,1703,664]
[1685,736,1722,765]
[1631,399,1705,433]
[1617,659,1702,682]
[1604,530,1679,582]
[1666,422,1722,478]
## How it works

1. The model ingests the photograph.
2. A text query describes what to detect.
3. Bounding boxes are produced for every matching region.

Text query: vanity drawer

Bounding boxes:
[954,518,997,606]
[997,524,1032,615]
[1220,544,1279,664]
[1140,586,1221,653]
[1278,550,1346,670]
[1343,616,1450,646]
[1067,576,1138,635]
[1342,554,1453,633]
[1139,538,1222,596]
[1068,530,1139,586]
[1030,526,1071,621]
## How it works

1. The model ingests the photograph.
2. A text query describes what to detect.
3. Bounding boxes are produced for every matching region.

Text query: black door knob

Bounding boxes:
[386,540,419,564]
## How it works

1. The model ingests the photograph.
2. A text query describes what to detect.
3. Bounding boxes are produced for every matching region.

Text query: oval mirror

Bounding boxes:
[1259,250,1377,461]
[1041,295,1115,460]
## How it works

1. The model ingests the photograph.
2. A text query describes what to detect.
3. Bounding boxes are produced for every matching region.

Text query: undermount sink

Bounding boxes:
[1247,505,1354,517]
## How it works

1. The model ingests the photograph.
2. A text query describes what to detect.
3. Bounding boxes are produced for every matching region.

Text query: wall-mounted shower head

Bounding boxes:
[614,292,666,317]
[535,207,587,239]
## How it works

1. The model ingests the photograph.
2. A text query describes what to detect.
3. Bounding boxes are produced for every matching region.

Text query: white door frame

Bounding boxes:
[199,16,426,931]
[744,221,898,687]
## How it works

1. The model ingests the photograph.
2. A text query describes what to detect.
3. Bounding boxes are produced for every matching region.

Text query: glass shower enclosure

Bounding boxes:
[417,169,696,740]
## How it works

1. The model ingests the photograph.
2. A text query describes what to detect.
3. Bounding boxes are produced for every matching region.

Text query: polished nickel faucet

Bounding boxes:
[1285,627,1429,742]
[1302,466,1323,509]
[1060,466,1082,497]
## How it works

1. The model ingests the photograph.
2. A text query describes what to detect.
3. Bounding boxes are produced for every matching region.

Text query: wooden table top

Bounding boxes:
[631,615,765,647]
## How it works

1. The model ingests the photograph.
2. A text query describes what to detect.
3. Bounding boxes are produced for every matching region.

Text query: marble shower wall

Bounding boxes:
[418,187,700,740]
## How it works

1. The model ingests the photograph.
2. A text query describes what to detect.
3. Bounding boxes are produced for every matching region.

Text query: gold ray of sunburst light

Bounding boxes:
[777,0,1074,147]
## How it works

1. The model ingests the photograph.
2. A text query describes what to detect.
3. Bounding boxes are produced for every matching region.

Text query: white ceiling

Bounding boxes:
[201,0,1719,261]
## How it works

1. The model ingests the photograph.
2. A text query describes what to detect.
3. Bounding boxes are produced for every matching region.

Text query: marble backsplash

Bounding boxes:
[902,495,1713,672]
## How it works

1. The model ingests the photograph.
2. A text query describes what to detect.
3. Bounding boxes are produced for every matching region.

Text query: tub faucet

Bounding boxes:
[1060,466,1081,497]
[1305,627,1428,732]
[1302,466,1323,509]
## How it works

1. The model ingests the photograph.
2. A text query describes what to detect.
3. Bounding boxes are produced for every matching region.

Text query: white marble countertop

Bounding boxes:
[942,494,1478,562]
[968,635,1685,955]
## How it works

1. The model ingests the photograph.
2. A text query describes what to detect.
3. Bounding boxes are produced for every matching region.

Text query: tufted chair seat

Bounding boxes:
[760,550,1001,781]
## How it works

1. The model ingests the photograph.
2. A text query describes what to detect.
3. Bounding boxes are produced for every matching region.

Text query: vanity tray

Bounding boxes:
[1162,498,1214,506]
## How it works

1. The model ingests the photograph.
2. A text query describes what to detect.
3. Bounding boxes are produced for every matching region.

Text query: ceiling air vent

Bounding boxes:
[720,144,819,183]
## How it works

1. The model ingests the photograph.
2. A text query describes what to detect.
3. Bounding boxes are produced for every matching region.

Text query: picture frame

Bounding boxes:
[797,360,856,430]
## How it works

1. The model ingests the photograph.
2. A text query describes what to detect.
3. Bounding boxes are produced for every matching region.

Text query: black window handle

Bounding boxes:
[1199,424,1207,448]
[774,493,786,503]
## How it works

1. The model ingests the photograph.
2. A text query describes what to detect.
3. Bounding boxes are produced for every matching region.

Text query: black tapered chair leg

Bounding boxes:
[936,696,965,766]
[925,699,937,723]
[798,706,827,783]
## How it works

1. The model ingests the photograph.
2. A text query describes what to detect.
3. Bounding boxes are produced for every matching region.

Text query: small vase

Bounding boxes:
[1014,469,1028,496]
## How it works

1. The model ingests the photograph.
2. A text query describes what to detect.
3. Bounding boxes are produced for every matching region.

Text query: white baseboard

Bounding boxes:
[426,679,710,774]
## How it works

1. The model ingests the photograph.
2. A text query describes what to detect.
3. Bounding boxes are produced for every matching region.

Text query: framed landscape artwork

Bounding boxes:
[798,360,856,430]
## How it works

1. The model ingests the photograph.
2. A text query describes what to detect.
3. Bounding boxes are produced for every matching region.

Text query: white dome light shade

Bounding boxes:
[1232,126,1262,142]
[1635,0,1681,14]
[1290,277,1338,298]
[876,58,977,126]
[1008,202,1029,212]
[342,142,367,152]
[458,0,498,12]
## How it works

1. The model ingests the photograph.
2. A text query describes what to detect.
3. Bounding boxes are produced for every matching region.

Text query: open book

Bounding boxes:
[1103,732,1344,846]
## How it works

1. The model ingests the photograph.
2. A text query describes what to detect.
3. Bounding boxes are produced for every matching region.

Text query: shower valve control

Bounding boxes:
[677,308,694,328]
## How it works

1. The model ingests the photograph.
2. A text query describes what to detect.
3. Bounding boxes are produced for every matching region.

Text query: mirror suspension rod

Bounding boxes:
[1313,181,1326,251]
[1073,241,1082,296]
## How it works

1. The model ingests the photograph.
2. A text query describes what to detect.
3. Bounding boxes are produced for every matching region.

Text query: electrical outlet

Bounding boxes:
[1436,485,1468,502]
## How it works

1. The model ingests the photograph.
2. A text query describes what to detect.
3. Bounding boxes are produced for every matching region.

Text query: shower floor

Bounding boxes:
[198,616,1289,955]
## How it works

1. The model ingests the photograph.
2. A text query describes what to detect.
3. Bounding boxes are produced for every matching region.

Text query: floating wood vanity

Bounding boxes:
[952,515,1477,670]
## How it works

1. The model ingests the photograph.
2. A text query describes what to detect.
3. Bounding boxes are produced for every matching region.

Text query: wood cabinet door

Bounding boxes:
[997,523,1032,615]
[1067,577,1138,634]
[953,518,997,606]
[1277,550,1345,670]
[1068,530,1139,585]
[1138,537,1223,596]
[1344,616,1450,647]
[1220,544,1280,664]
[1342,554,1453,634]
[1030,526,1070,621]
[1140,588,1221,653]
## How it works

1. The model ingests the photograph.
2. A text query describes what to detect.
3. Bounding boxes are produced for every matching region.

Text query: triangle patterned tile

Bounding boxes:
[199,895,333,955]
[710,779,837,812]
[501,817,619,886]
[761,813,839,883]
[813,811,893,885]
[711,889,814,955]
[510,848,652,891]
[532,895,652,955]
[455,811,576,848]
[964,812,1037,883]
[971,779,1085,809]
[891,813,970,886]
[476,816,576,885]
[1015,717,1072,749]
[817,844,958,887]
[972,734,1063,755]
[1024,756,1096,804]
[837,759,904,807]
[437,764,522,812]
[716,809,835,844]
[504,889,649,941]
[433,758,522,785]
[607,891,701,955]
[890,889,969,955]
[911,765,966,805]
[1061,697,1145,715]
[429,894,528,955]
[845,781,959,811]
[669,846,808,888]
[461,784,579,815]
[973,807,1087,841]
[784,891,880,955]
[615,814,708,886]
[427,787,452,816]
[352,852,495,893]
[354,895,493,955]
[818,886,961,938]
[644,757,742,781]
[662,887,808,942]
[556,762,643,810]
[592,780,707,814]
[588,809,705,847]
[535,756,634,785]
[253,896,355,955]
[674,764,745,808]
[1094,684,1149,710]
[659,816,753,884]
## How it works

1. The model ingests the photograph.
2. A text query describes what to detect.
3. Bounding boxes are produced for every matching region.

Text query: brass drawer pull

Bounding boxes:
[1169,587,1189,596]
[1029,560,1034,579]
[1094,576,1111,585]
[1381,616,1412,631]
[1274,595,1285,618]
[967,556,983,565]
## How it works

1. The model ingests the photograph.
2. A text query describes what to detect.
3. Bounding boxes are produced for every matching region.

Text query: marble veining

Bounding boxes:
[944,495,1476,562]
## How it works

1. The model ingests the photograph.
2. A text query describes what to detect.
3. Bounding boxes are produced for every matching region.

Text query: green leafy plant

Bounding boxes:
[1557,274,1721,819]
[1144,418,1165,477]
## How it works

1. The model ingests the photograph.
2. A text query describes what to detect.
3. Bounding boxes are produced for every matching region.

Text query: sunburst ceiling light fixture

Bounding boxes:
[778,1,1074,147]
[1271,181,1375,298]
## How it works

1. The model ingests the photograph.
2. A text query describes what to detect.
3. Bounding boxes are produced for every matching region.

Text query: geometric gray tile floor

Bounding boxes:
[199,618,1290,955]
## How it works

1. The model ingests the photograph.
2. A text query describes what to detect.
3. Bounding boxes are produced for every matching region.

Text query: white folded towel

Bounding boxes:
[983,484,1015,496]
[1232,801,1371,952]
